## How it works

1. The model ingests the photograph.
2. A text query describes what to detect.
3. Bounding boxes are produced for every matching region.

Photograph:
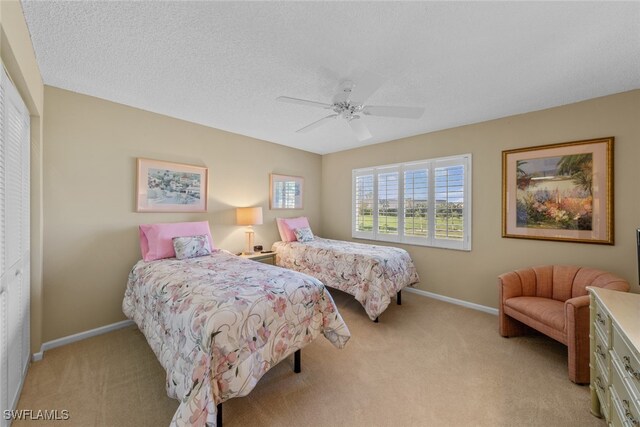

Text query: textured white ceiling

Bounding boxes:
[21,1,640,154]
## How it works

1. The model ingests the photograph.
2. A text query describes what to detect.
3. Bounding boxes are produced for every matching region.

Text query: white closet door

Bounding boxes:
[4,102,22,406]
[0,65,4,283]
[0,67,5,426]
[0,65,30,426]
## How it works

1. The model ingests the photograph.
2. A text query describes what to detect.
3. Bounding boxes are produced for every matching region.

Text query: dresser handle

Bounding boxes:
[624,356,640,381]
[623,400,640,426]
[595,376,605,391]
[596,313,606,326]
[596,344,607,360]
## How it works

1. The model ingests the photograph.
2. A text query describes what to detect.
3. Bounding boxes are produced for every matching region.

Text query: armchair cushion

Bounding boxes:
[504,297,566,344]
[504,297,565,332]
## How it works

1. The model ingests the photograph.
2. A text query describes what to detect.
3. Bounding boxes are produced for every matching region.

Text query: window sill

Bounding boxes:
[351,235,471,251]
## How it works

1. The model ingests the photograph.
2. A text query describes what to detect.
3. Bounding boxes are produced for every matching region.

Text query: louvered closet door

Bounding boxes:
[0,65,31,426]
[0,64,6,426]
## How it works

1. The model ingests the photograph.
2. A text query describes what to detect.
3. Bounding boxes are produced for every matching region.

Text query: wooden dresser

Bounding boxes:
[589,287,640,426]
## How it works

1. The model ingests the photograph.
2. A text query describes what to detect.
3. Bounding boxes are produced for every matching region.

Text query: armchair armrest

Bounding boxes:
[602,281,631,292]
[565,294,591,384]
[565,295,591,342]
[565,294,590,311]
[498,271,524,302]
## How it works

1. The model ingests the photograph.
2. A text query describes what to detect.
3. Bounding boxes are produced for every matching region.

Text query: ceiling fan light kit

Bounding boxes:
[277,77,425,142]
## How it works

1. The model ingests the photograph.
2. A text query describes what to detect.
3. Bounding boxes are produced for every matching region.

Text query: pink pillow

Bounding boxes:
[276,217,311,242]
[276,218,287,242]
[139,221,214,261]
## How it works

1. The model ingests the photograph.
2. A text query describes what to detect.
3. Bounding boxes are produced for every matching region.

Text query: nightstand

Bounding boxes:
[238,252,276,265]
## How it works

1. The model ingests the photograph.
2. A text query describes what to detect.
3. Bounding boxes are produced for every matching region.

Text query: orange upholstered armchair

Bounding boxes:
[499,265,629,384]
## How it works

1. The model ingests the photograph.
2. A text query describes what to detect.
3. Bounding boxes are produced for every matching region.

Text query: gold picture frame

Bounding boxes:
[270,173,304,210]
[502,137,613,244]
[136,158,208,212]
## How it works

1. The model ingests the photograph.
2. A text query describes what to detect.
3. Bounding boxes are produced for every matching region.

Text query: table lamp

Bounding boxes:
[236,207,263,255]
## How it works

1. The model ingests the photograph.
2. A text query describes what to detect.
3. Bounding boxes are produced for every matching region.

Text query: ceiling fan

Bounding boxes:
[277,79,425,142]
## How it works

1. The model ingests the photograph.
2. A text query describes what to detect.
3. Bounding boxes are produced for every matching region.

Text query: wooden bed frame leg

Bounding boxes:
[397,290,402,305]
[374,317,379,323]
[217,403,222,426]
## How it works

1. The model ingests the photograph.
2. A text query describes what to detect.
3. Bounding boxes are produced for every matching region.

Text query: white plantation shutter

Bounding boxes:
[377,168,400,241]
[352,171,375,239]
[403,165,429,243]
[352,154,471,250]
[432,157,470,250]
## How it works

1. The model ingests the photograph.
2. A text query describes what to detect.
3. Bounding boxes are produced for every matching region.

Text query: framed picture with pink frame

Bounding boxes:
[136,158,208,213]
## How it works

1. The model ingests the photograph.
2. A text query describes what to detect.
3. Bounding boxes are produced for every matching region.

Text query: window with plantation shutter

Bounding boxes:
[352,154,471,250]
[353,173,374,236]
[377,169,399,239]
[404,167,429,240]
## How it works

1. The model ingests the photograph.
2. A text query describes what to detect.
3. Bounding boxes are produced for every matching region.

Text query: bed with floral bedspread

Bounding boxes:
[272,237,419,321]
[123,249,350,427]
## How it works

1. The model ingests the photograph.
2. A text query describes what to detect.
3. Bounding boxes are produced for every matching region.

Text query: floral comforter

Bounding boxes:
[122,250,350,427]
[272,238,419,320]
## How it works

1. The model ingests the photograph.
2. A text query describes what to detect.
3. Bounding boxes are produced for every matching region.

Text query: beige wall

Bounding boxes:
[42,87,321,342]
[322,90,640,308]
[1,0,45,352]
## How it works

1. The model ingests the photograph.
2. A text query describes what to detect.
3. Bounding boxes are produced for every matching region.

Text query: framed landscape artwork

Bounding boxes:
[502,137,613,244]
[270,174,304,209]
[136,158,208,212]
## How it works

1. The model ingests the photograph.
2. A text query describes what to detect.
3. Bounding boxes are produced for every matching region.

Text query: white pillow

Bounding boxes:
[293,227,314,242]
[172,235,212,259]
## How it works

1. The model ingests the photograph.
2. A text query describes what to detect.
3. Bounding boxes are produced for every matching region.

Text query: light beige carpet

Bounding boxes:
[16,290,604,426]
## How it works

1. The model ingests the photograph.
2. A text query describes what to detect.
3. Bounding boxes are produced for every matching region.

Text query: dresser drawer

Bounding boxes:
[595,325,610,372]
[610,388,629,427]
[594,348,610,421]
[594,298,611,346]
[595,352,610,396]
[593,376,609,420]
[613,324,640,402]
[611,357,640,426]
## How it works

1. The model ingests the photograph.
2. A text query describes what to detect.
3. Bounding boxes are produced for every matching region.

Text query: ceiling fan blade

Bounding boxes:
[348,70,386,104]
[296,114,338,133]
[362,105,425,119]
[348,118,372,141]
[277,96,332,109]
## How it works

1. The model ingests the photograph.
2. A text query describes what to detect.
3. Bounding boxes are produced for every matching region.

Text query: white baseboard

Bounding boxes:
[404,287,499,316]
[32,319,135,361]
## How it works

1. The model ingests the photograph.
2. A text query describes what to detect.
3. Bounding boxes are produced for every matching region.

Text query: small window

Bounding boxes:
[352,154,472,250]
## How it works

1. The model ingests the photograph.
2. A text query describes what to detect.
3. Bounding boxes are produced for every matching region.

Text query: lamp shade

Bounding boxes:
[236,207,263,226]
